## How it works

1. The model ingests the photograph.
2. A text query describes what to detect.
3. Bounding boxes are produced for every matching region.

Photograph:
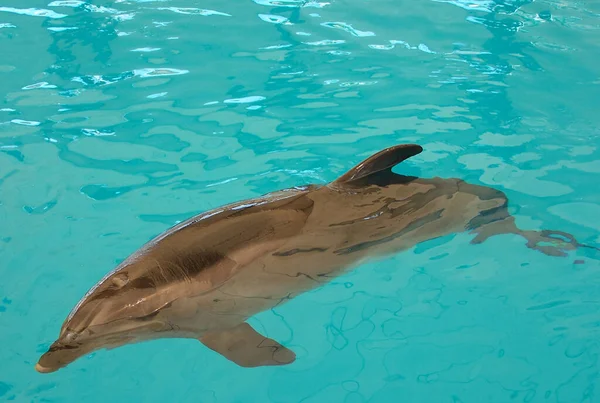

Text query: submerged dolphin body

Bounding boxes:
[35,144,580,373]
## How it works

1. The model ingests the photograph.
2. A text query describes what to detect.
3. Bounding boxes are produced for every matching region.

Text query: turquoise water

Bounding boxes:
[1,0,600,401]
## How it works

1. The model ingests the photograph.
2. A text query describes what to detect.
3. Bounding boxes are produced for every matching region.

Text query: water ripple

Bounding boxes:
[81,128,115,137]
[83,5,121,14]
[304,39,345,46]
[0,7,66,19]
[131,47,161,52]
[156,7,231,17]
[147,92,167,99]
[259,14,291,24]
[47,1,86,7]
[432,0,494,12]
[71,68,188,87]
[321,22,375,37]
[22,82,57,90]
[47,27,78,32]
[72,72,135,86]
[369,40,437,54]
[252,0,329,8]
[132,68,189,78]
[10,119,41,126]
[223,96,266,104]
[114,12,136,21]
[260,44,293,50]
[48,1,120,15]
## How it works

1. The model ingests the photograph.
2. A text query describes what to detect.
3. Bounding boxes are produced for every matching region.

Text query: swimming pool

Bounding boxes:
[1,0,599,401]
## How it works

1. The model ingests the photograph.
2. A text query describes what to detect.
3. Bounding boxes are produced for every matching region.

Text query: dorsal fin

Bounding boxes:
[332,144,423,186]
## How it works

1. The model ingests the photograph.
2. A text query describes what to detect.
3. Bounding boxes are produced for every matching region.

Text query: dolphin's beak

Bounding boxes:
[35,348,66,374]
[35,340,88,374]
[34,362,57,373]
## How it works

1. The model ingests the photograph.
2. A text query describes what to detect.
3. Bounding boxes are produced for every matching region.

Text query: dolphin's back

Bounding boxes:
[65,186,317,327]
[141,186,315,256]
[137,186,317,253]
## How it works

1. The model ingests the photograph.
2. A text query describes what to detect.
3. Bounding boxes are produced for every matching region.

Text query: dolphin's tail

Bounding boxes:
[518,229,579,257]
[516,229,600,258]
[470,216,598,257]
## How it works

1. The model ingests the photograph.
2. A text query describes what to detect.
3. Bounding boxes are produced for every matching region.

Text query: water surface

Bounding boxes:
[1,0,600,401]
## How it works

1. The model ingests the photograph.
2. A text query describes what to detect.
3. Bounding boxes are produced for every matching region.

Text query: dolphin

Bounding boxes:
[35,143,582,373]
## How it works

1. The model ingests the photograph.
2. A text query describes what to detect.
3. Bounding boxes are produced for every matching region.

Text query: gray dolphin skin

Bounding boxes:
[35,144,581,373]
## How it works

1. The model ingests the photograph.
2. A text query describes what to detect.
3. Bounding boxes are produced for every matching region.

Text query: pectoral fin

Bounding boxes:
[199,323,295,367]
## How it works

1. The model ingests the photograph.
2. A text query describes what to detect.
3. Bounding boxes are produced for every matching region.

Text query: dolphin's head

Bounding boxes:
[35,247,228,373]
[35,259,171,373]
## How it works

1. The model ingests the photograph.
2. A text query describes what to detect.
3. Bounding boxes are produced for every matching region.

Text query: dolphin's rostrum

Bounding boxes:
[35,144,580,373]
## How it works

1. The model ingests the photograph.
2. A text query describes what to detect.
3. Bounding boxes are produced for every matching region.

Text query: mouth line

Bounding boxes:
[35,362,58,374]
[49,343,79,352]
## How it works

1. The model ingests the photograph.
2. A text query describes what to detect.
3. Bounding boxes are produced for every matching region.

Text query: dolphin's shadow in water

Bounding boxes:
[35,144,594,373]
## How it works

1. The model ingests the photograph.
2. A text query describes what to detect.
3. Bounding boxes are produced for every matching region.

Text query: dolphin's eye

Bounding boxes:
[112,273,129,288]
[63,331,78,343]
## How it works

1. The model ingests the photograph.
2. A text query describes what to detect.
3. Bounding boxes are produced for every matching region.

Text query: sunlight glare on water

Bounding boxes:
[1,0,600,401]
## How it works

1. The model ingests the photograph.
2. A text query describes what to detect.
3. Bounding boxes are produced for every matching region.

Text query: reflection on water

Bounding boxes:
[1,0,599,401]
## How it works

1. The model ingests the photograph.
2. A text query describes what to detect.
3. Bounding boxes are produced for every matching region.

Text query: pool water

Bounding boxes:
[2,0,600,401]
